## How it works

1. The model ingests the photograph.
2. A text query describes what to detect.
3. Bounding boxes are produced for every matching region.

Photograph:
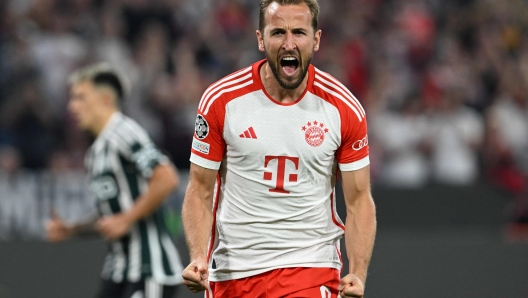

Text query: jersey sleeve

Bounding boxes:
[189,102,226,170]
[129,141,169,178]
[113,125,169,179]
[336,112,370,172]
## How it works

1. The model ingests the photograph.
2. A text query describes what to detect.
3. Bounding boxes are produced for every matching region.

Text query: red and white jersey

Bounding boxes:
[190,59,369,282]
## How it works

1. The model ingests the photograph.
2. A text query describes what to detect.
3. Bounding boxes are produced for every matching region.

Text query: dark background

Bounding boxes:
[1,183,526,298]
[2,0,528,297]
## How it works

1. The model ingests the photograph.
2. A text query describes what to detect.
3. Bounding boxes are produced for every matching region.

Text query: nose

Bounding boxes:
[282,32,296,51]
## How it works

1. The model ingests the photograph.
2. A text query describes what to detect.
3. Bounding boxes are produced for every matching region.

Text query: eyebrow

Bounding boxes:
[292,28,307,33]
[269,27,308,33]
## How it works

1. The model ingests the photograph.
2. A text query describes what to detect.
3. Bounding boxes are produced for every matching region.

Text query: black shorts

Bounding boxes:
[96,278,180,298]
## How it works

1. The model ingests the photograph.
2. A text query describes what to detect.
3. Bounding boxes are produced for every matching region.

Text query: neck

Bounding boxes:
[260,62,308,104]
[91,110,117,136]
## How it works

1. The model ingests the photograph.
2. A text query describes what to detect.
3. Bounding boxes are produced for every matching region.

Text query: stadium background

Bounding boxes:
[1,0,528,297]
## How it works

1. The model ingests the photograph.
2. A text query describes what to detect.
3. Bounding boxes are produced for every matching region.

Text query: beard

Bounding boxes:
[265,49,313,90]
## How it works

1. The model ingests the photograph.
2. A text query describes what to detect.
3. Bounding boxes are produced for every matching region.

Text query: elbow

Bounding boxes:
[167,165,179,192]
[155,163,179,193]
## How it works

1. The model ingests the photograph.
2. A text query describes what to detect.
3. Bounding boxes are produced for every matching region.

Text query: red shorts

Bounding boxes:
[208,267,339,298]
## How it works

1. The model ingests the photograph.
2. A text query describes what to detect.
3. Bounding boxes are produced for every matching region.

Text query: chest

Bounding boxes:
[222,92,342,164]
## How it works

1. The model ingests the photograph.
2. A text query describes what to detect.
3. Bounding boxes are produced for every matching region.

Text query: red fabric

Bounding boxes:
[344,39,369,99]
[310,69,370,166]
[210,267,339,298]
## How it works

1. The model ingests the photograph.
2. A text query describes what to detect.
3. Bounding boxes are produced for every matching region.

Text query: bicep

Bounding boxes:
[340,165,372,209]
[185,163,218,207]
[148,163,179,187]
[114,127,168,179]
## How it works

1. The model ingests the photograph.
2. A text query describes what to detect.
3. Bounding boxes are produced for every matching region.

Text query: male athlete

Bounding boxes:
[46,64,183,298]
[181,0,376,297]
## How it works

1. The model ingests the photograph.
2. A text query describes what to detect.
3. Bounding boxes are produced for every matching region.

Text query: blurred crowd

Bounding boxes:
[2,0,528,239]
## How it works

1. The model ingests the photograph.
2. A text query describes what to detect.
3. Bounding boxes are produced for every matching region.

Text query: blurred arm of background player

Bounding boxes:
[181,163,217,293]
[96,162,179,240]
[46,209,100,242]
[46,162,179,242]
[339,165,377,298]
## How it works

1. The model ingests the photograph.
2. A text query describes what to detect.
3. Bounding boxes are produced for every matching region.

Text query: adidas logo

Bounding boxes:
[239,127,257,139]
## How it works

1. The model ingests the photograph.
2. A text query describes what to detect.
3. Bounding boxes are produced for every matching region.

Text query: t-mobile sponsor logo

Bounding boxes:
[263,155,299,194]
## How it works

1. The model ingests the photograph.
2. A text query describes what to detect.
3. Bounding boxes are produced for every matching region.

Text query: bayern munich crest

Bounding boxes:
[195,114,209,139]
[302,120,329,147]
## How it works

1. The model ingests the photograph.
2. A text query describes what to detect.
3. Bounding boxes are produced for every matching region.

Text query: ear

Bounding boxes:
[100,89,116,107]
[313,29,322,52]
[256,30,265,52]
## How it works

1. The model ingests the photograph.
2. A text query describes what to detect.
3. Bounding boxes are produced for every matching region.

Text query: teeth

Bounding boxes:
[282,57,297,61]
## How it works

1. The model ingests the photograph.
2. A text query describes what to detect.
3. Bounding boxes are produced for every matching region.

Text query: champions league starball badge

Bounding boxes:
[195,115,209,139]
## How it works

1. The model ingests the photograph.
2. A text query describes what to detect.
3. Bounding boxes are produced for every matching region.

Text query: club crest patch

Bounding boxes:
[195,115,209,139]
[90,174,118,201]
[302,120,328,147]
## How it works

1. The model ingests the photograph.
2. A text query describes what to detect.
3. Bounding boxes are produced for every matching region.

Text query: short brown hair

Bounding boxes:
[69,63,128,103]
[259,0,320,33]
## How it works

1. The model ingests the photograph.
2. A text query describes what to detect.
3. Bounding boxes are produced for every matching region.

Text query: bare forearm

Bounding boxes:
[182,164,218,262]
[182,191,213,261]
[345,194,376,284]
[48,212,99,241]
[70,214,100,235]
[125,164,178,223]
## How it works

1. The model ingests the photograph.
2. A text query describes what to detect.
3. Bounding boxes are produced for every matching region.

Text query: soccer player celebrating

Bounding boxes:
[181,1,376,297]
[46,64,183,298]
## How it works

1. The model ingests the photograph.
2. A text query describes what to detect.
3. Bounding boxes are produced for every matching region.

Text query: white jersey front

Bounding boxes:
[190,60,370,282]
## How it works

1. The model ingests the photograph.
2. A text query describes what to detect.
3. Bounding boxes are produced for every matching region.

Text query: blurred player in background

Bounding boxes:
[181,0,376,297]
[46,63,183,298]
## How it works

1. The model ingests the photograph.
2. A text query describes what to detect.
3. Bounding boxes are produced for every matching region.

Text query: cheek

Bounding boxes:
[71,101,84,113]
[67,101,78,114]
[265,39,281,51]
[71,101,91,120]
[301,42,316,56]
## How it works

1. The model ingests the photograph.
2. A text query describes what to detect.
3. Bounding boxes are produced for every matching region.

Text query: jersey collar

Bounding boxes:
[253,59,315,106]
[96,111,122,140]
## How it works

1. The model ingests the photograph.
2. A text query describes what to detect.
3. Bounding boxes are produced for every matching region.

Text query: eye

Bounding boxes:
[293,30,306,35]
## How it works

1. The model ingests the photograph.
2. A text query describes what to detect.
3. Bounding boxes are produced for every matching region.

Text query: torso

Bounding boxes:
[191,60,369,281]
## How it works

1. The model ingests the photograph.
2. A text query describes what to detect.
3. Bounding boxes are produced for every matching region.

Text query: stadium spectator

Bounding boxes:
[428,86,485,185]
[0,0,528,239]
[0,77,61,169]
[0,146,42,240]
[372,97,431,188]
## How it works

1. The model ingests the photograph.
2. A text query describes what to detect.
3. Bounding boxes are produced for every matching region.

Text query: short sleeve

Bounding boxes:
[190,103,226,170]
[336,113,370,172]
[128,141,169,178]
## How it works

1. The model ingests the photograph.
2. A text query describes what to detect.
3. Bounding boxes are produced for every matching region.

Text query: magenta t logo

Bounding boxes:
[263,156,299,193]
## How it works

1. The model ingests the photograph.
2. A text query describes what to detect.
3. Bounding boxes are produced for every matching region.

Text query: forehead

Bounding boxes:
[264,2,312,29]
[71,80,95,93]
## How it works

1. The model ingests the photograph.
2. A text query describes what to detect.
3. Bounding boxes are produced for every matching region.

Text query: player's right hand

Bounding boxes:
[45,210,74,242]
[182,259,209,293]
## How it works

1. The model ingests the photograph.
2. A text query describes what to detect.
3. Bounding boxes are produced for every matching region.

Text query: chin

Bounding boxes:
[279,77,304,90]
[75,121,87,130]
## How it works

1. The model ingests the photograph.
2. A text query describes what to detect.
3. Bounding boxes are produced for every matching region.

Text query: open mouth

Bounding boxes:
[280,56,299,76]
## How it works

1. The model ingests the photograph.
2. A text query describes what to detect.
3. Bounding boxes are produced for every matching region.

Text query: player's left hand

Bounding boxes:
[182,259,209,293]
[96,213,133,240]
[339,273,365,297]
